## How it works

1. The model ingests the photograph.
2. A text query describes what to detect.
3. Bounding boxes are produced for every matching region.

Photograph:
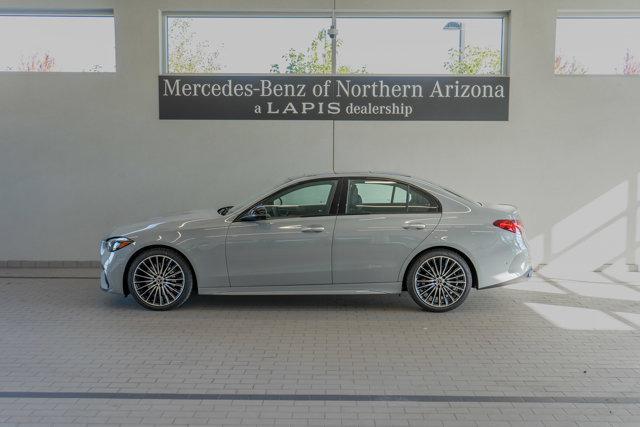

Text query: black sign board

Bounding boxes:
[159,75,509,121]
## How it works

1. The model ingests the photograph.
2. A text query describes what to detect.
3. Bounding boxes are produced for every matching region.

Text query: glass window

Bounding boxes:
[164,14,506,75]
[0,13,115,72]
[392,186,408,204]
[346,179,440,215]
[407,186,440,213]
[261,179,338,218]
[166,16,332,73]
[555,17,640,75]
[337,17,505,74]
[346,179,408,215]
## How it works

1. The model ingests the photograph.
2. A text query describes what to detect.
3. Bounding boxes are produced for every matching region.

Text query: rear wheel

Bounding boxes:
[127,248,193,311]
[407,249,472,312]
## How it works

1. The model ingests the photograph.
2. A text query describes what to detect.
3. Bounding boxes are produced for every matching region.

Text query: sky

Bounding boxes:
[555,18,640,74]
[1,15,639,74]
[0,16,115,72]
[172,17,330,73]
[170,16,504,74]
[337,18,502,74]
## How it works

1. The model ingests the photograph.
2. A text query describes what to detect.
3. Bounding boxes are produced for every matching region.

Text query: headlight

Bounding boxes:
[106,237,134,252]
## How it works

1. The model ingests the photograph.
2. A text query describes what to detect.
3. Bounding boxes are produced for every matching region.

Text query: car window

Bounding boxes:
[346,179,440,215]
[407,185,440,213]
[261,179,338,219]
[346,179,408,215]
[392,186,407,204]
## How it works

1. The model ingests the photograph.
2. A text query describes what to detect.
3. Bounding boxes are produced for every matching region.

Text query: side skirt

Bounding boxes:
[198,282,402,296]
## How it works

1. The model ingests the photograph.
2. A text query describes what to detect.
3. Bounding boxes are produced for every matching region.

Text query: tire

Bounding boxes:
[406,249,472,312]
[127,247,193,311]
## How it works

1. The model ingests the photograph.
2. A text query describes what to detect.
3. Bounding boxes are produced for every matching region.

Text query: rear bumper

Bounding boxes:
[480,266,533,290]
[472,225,532,289]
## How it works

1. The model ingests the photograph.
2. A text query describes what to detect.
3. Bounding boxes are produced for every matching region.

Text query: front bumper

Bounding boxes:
[99,239,135,295]
[100,271,110,291]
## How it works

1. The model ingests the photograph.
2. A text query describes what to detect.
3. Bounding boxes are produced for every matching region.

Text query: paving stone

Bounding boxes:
[0,270,639,425]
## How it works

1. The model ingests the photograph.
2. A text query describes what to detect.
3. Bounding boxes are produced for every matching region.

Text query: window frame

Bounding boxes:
[0,9,116,74]
[160,11,509,75]
[555,13,640,77]
[340,177,442,216]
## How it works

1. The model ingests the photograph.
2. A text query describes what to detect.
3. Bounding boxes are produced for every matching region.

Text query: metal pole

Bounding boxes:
[458,24,465,65]
[331,0,337,172]
[331,1,337,74]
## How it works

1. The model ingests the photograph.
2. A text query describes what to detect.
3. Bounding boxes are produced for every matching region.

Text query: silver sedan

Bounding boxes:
[100,172,532,311]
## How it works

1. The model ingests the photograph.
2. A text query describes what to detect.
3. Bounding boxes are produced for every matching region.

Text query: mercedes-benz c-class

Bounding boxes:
[100,172,532,311]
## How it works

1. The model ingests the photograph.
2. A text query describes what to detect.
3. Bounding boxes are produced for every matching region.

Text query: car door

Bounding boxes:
[332,178,441,284]
[226,178,340,287]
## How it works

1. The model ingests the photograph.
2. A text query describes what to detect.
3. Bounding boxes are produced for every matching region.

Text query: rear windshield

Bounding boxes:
[412,178,478,205]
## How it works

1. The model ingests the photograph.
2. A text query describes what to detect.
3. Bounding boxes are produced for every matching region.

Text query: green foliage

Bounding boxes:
[554,55,587,75]
[271,29,366,74]
[444,46,502,75]
[168,18,222,73]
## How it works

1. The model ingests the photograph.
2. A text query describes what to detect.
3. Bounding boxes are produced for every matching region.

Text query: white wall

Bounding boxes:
[1,0,639,273]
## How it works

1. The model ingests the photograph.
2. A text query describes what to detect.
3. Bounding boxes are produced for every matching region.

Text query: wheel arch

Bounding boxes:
[401,245,479,291]
[122,244,199,296]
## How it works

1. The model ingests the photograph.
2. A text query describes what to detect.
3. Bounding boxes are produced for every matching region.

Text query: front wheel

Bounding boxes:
[127,248,193,310]
[407,250,472,312]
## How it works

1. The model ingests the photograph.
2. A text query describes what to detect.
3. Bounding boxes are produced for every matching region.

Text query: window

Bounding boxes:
[346,179,440,215]
[555,16,640,75]
[407,186,440,213]
[338,17,506,74]
[165,16,332,74]
[0,12,115,72]
[163,14,507,75]
[260,179,338,218]
[346,179,406,215]
[392,186,408,204]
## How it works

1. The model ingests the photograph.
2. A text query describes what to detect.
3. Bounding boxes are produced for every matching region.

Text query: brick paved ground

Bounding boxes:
[0,267,639,426]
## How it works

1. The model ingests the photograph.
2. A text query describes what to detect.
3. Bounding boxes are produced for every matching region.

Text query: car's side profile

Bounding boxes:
[100,172,532,311]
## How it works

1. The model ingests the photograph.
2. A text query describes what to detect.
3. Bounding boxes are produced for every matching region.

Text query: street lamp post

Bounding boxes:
[443,21,465,65]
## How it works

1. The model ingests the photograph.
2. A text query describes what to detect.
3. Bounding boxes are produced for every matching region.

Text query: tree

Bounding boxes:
[554,54,587,75]
[19,53,56,72]
[622,50,640,75]
[168,18,222,73]
[444,46,501,75]
[85,64,104,73]
[270,29,366,74]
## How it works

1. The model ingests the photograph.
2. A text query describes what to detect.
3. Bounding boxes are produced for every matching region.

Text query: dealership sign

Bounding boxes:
[159,75,509,121]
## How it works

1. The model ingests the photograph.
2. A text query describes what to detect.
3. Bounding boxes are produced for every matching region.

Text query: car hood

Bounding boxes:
[105,209,222,239]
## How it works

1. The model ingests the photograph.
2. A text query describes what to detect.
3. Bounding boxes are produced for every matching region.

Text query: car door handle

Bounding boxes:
[301,226,325,233]
[403,223,427,230]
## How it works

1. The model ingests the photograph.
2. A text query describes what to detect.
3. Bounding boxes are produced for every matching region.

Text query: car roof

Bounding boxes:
[282,172,469,204]
[285,171,414,182]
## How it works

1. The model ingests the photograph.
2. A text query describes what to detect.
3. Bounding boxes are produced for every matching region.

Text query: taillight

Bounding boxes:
[493,219,523,234]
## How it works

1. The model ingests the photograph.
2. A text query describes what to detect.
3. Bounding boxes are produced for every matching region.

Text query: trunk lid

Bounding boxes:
[482,203,521,220]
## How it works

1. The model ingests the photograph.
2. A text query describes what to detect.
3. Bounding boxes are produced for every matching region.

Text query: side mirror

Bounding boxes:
[241,205,269,221]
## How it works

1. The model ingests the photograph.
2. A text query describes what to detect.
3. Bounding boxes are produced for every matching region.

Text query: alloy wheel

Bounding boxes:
[414,255,468,309]
[132,255,185,307]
